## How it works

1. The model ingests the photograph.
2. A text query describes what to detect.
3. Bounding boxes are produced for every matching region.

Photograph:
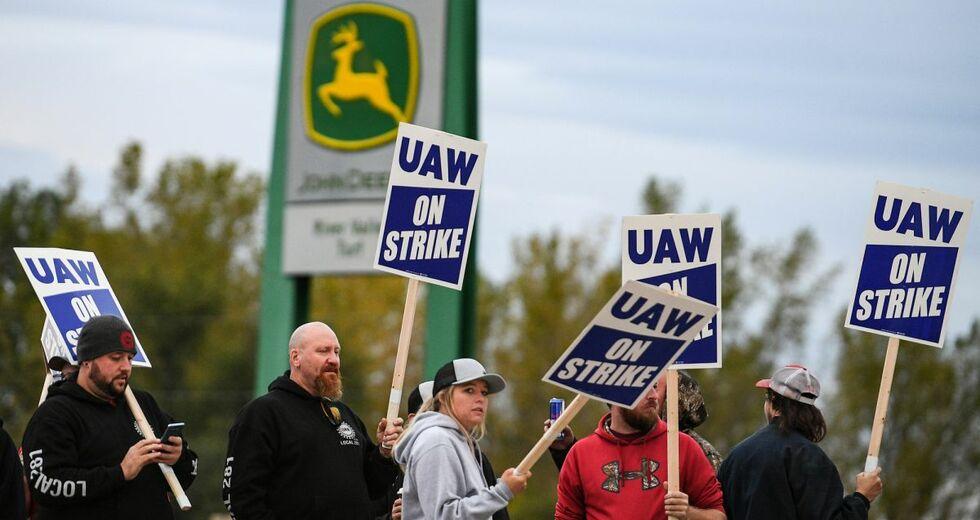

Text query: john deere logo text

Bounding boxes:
[304,4,419,151]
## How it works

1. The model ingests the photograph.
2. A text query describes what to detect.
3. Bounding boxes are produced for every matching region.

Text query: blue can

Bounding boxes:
[550,398,565,441]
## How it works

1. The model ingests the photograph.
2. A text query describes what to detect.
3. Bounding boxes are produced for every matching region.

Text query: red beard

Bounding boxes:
[316,370,343,400]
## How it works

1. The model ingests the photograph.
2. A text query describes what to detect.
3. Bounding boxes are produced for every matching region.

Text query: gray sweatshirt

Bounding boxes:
[393,411,513,519]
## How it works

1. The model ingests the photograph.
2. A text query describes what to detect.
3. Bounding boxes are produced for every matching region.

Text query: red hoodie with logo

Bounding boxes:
[555,413,724,520]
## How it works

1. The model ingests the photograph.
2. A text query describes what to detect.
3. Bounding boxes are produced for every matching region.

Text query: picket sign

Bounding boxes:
[373,123,487,424]
[37,372,54,407]
[621,214,723,518]
[517,281,718,475]
[842,182,972,472]
[15,247,191,510]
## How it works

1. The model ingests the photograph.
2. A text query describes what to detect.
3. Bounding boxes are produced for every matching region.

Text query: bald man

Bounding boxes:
[222,322,404,520]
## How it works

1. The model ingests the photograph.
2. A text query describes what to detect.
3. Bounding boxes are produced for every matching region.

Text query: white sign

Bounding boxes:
[373,123,486,289]
[622,214,722,368]
[543,280,718,408]
[844,181,972,348]
[15,248,151,366]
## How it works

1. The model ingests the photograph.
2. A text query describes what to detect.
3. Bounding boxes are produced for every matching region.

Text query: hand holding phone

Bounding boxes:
[159,422,185,445]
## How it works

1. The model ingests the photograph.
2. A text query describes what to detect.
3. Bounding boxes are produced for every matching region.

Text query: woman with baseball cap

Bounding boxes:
[393,358,530,519]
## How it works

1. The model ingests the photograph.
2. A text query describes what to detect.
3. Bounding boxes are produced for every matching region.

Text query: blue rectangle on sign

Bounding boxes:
[43,289,149,365]
[848,244,957,344]
[544,325,685,407]
[639,263,718,366]
[376,186,475,286]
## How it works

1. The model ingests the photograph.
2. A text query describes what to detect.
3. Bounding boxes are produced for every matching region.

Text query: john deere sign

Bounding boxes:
[303,4,419,150]
[284,1,446,274]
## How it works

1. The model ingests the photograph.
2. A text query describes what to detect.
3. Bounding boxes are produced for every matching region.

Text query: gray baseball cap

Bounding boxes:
[756,364,821,405]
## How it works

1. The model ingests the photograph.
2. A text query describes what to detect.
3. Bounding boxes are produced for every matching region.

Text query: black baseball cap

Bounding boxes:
[407,381,434,415]
[432,358,506,397]
[76,315,137,362]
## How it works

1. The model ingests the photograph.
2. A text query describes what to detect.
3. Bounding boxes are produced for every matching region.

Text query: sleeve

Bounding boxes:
[680,434,725,512]
[788,445,868,520]
[554,443,586,520]
[21,407,126,506]
[548,438,576,471]
[352,413,400,498]
[1,427,26,519]
[138,391,198,489]
[221,404,278,520]
[411,443,512,520]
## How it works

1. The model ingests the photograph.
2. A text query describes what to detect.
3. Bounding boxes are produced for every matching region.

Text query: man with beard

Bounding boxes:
[555,383,726,520]
[223,321,404,519]
[20,315,198,520]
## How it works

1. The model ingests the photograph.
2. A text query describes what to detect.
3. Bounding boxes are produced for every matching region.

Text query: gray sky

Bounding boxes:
[2,1,978,373]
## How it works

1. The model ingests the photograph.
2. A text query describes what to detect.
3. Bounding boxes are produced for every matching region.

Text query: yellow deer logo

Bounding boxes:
[317,22,407,123]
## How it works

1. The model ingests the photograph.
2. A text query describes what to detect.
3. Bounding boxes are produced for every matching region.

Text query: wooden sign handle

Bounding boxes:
[865,336,899,472]
[123,387,192,511]
[37,372,54,407]
[516,393,589,475]
[386,278,420,423]
[666,367,681,519]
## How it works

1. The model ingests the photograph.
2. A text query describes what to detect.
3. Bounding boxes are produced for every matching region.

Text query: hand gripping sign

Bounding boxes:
[15,247,191,510]
[516,281,718,475]
[622,214,722,368]
[373,123,487,424]
[843,181,972,474]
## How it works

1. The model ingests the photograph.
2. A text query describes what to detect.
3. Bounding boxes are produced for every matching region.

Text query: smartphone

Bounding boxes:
[159,422,185,445]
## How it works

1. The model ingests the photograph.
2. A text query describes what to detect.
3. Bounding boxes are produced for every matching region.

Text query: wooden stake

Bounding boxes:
[516,394,589,475]
[37,372,53,407]
[386,278,420,422]
[865,336,899,472]
[666,367,681,519]
[123,387,192,511]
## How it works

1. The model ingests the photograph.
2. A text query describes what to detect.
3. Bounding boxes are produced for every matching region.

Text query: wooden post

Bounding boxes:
[865,337,899,472]
[37,372,53,407]
[666,367,681,519]
[516,393,589,475]
[386,279,421,422]
[123,387,191,511]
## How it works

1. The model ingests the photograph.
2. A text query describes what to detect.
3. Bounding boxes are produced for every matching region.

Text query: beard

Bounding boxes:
[90,362,127,398]
[622,405,658,433]
[315,369,343,400]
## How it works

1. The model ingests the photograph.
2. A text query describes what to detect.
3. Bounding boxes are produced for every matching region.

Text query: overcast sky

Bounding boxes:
[2,1,978,374]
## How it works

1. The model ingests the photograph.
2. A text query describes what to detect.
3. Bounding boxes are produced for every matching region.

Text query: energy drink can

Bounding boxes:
[550,398,565,441]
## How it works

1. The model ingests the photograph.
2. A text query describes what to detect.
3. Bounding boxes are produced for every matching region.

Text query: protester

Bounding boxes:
[554,383,725,520]
[20,315,198,520]
[394,358,529,519]
[1,417,26,520]
[717,364,883,520]
[223,321,403,519]
[548,371,723,472]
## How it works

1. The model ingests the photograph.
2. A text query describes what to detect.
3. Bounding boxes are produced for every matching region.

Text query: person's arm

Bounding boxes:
[221,405,278,520]
[544,419,577,471]
[21,413,127,506]
[411,443,513,520]
[789,445,873,520]
[360,415,400,498]
[138,391,198,489]
[554,444,586,520]
[669,434,726,520]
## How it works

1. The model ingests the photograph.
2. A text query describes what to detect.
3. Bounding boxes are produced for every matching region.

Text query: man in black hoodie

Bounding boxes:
[717,365,883,520]
[223,321,403,520]
[21,315,198,520]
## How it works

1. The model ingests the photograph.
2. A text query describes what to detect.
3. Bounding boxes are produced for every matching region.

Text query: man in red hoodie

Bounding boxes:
[555,381,725,520]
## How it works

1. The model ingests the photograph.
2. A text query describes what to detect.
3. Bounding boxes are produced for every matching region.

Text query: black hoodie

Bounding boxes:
[20,380,197,520]
[222,373,399,520]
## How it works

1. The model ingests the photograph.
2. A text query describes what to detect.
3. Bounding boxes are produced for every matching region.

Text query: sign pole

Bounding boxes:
[386,278,420,422]
[123,387,191,511]
[516,393,589,475]
[37,372,53,407]
[865,337,899,472]
[666,367,680,518]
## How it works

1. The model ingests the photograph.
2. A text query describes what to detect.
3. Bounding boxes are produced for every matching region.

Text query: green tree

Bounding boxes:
[828,318,980,519]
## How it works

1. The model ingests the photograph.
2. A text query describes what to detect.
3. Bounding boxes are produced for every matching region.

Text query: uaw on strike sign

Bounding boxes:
[845,182,973,348]
[543,280,718,408]
[14,248,151,366]
[622,214,722,368]
[374,123,485,290]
